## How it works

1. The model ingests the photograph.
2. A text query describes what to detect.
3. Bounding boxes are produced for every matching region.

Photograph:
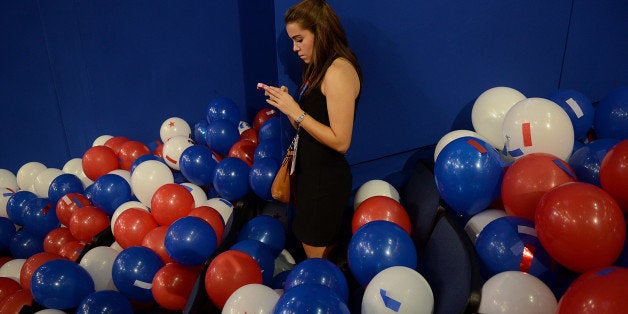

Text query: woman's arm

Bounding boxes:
[264,58,360,153]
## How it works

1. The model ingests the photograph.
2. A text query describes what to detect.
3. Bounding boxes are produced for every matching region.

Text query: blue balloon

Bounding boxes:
[274,283,350,314]
[9,228,44,258]
[594,86,628,140]
[31,259,95,310]
[270,270,291,290]
[253,137,282,162]
[165,216,217,266]
[76,290,134,314]
[205,119,240,156]
[258,116,281,142]
[0,217,16,251]
[545,89,594,140]
[237,214,286,257]
[348,220,417,287]
[130,154,163,175]
[180,145,218,186]
[48,173,85,204]
[213,157,250,201]
[6,190,37,226]
[475,216,558,285]
[193,120,209,144]
[231,239,275,285]
[206,96,240,125]
[90,173,132,215]
[284,258,349,303]
[249,158,279,201]
[112,246,164,303]
[568,138,621,186]
[434,136,504,217]
[22,198,59,237]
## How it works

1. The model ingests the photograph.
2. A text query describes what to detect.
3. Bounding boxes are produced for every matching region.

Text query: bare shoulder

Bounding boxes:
[322,58,360,95]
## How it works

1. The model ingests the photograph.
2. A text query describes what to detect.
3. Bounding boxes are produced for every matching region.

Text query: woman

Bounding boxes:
[263,0,362,259]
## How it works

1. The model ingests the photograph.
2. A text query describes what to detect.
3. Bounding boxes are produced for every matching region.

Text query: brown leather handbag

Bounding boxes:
[271,147,293,203]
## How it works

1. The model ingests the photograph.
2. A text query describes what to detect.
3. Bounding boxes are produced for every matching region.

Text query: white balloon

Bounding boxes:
[434,130,490,162]
[204,198,234,240]
[238,120,252,134]
[33,168,64,198]
[79,246,120,291]
[354,179,400,210]
[34,310,67,314]
[110,241,124,252]
[130,160,174,206]
[273,249,296,276]
[63,158,93,188]
[464,209,507,244]
[160,117,192,143]
[108,169,132,194]
[162,135,195,170]
[362,266,434,314]
[17,162,47,192]
[502,97,574,161]
[181,182,208,207]
[0,169,18,192]
[1,187,16,217]
[472,86,527,149]
[110,201,149,236]
[222,283,281,314]
[0,258,26,282]
[478,271,557,314]
[92,135,113,147]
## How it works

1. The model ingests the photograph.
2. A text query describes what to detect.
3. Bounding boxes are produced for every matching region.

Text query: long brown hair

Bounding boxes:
[285,0,362,95]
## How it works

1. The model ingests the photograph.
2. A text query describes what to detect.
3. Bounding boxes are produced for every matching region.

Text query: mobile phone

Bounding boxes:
[256,82,269,91]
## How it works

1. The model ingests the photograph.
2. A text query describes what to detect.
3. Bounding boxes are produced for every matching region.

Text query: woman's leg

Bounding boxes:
[302,243,335,259]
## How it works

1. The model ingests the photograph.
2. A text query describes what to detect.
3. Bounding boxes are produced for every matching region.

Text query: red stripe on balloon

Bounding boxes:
[467,139,487,154]
[522,122,532,147]
[519,243,536,273]
[165,155,178,164]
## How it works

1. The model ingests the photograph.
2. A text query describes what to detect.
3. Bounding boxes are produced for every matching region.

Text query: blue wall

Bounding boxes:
[1,1,627,190]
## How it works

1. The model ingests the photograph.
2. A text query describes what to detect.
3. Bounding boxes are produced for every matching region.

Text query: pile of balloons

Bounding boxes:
[439,86,628,313]
[348,179,434,314]
[0,95,301,312]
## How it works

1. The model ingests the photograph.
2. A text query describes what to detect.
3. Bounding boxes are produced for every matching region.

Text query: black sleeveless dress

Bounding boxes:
[292,85,352,247]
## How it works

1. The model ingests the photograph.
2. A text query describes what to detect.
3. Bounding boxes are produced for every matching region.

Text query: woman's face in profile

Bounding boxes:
[286,22,315,64]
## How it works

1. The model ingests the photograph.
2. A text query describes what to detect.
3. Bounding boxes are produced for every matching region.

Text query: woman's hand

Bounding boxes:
[264,85,301,120]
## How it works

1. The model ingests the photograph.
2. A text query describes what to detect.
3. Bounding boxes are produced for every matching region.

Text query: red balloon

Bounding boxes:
[600,140,628,212]
[118,140,151,171]
[154,142,165,158]
[501,153,577,221]
[0,256,12,269]
[82,145,119,181]
[152,263,201,310]
[58,240,85,262]
[253,108,278,131]
[104,136,130,155]
[19,252,65,291]
[56,193,91,226]
[43,227,76,255]
[557,266,628,313]
[0,289,33,314]
[536,182,626,273]
[68,205,110,243]
[114,208,158,249]
[352,195,411,234]
[142,226,174,264]
[228,140,257,167]
[239,128,258,145]
[188,206,225,245]
[204,250,263,309]
[151,183,195,226]
[0,277,22,304]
